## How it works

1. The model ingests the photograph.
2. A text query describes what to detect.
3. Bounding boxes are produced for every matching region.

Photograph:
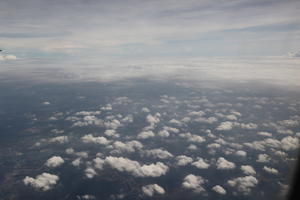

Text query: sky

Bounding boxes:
[1,0,300,60]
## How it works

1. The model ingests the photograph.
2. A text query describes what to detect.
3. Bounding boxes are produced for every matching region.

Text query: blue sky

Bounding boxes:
[0,0,300,60]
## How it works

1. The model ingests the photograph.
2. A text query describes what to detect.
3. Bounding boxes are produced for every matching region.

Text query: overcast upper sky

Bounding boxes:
[0,0,300,60]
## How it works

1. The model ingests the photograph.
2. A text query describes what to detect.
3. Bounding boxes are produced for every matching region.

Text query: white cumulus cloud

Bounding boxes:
[142,184,165,196]
[263,166,279,174]
[227,176,258,195]
[192,158,210,169]
[212,185,226,195]
[137,131,155,139]
[81,134,110,145]
[176,155,193,166]
[144,148,173,159]
[104,156,169,177]
[241,165,256,175]
[23,173,59,191]
[182,174,206,193]
[281,136,299,151]
[45,156,64,168]
[216,157,235,170]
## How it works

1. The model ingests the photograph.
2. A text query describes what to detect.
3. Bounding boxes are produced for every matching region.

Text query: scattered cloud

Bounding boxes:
[212,185,226,195]
[81,134,110,145]
[281,136,299,151]
[192,158,210,169]
[241,165,256,175]
[23,173,59,191]
[137,131,155,139]
[142,184,165,197]
[176,155,193,166]
[227,176,258,195]
[85,168,97,179]
[256,154,270,163]
[71,158,81,167]
[263,166,279,174]
[182,174,206,193]
[110,140,143,154]
[216,122,234,131]
[144,148,173,159]
[49,136,69,144]
[45,156,64,168]
[103,156,169,177]
[235,150,247,157]
[216,157,236,170]
[257,131,272,137]
[179,132,205,143]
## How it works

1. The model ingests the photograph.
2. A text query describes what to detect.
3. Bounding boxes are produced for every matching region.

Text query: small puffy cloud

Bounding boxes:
[281,136,299,151]
[142,184,165,196]
[216,121,234,131]
[192,158,210,169]
[263,138,281,148]
[244,141,266,151]
[188,111,205,117]
[274,150,287,157]
[68,115,104,127]
[110,140,143,154]
[179,132,205,143]
[241,165,256,175]
[256,154,270,163]
[81,134,110,145]
[235,150,247,157]
[23,173,59,191]
[163,126,180,133]
[212,185,226,195]
[207,143,221,149]
[169,119,183,126]
[240,123,258,130]
[49,136,69,144]
[227,176,258,195]
[45,156,64,168]
[257,131,272,137]
[176,155,193,166]
[104,156,169,177]
[85,168,97,178]
[0,54,17,61]
[104,129,120,138]
[187,144,198,151]
[216,157,235,170]
[66,148,75,154]
[157,130,170,137]
[42,101,50,105]
[182,174,206,193]
[137,131,155,139]
[145,148,173,159]
[226,114,238,121]
[146,114,160,127]
[71,158,81,167]
[195,117,218,124]
[104,119,121,129]
[263,166,279,174]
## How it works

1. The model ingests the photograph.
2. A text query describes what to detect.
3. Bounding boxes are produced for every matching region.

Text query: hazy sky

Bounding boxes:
[1,0,300,60]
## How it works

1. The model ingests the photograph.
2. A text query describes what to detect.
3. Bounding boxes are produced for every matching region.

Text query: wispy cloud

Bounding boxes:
[1,0,300,58]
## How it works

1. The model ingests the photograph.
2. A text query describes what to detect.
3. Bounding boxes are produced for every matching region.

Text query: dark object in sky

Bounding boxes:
[0,50,2,52]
